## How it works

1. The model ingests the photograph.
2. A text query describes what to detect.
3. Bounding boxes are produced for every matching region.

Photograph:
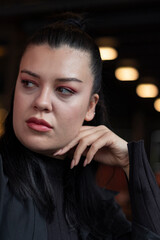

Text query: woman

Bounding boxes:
[0,13,160,240]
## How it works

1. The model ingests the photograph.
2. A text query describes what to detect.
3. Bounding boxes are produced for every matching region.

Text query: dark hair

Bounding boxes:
[26,12,102,94]
[0,13,115,238]
[23,12,108,126]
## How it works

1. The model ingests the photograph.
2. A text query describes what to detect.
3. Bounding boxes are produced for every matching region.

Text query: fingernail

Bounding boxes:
[53,149,62,156]
[70,159,75,169]
[83,158,88,167]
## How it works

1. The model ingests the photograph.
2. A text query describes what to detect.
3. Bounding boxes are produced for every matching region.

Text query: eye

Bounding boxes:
[21,80,37,88]
[56,87,75,96]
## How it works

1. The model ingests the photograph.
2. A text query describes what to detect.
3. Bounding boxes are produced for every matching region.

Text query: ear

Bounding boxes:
[85,94,99,121]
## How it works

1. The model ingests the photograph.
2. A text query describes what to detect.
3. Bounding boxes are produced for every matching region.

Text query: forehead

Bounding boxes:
[21,44,90,70]
[20,44,93,83]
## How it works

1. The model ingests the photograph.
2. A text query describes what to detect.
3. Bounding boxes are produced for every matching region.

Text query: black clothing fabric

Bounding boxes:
[45,158,80,240]
[0,141,160,239]
[128,141,160,235]
[45,157,132,240]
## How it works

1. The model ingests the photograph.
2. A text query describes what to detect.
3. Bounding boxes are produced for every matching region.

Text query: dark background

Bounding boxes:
[0,0,160,171]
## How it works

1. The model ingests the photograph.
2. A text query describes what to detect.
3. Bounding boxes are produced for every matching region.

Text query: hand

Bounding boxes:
[54,125,130,178]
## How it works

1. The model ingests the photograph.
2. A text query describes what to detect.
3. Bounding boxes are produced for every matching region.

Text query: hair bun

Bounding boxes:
[53,12,86,31]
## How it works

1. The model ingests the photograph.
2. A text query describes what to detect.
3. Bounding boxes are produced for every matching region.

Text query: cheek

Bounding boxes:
[61,94,90,121]
[58,102,88,126]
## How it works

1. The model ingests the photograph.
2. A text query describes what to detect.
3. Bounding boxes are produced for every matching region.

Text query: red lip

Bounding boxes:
[26,117,53,132]
[26,117,52,128]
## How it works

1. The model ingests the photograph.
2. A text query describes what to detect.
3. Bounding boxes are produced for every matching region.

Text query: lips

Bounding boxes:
[26,117,53,132]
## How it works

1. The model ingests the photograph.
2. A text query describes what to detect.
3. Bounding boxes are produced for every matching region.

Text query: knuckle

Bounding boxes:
[80,138,87,146]
[80,137,90,147]
[98,125,107,131]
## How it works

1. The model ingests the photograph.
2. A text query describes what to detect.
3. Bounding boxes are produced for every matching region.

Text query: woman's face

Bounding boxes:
[13,44,98,156]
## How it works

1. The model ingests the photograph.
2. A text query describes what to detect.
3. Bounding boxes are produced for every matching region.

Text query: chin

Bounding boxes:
[18,138,56,155]
[29,145,57,157]
[28,144,55,154]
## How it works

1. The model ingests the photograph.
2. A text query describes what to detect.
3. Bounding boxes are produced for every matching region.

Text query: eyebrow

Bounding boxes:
[55,78,83,83]
[20,70,83,83]
[20,70,40,78]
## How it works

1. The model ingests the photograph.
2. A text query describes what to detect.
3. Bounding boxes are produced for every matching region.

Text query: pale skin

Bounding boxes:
[54,125,130,178]
[13,44,130,180]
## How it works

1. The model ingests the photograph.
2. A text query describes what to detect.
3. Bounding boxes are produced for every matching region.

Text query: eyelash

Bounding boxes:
[21,80,76,96]
[21,79,37,88]
[56,86,76,96]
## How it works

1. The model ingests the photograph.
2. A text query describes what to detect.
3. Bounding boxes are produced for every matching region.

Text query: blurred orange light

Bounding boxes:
[136,84,158,98]
[115,67,139,81]
[154,98,160,112]
[99,47,118,60]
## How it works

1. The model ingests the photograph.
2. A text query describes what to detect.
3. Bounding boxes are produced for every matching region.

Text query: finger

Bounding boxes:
[83,131,114,166]
[72,129,108,167]
[54,126,105,156]
[70,126,110,168]
[53,137,80,156]
[79,125,95,131]
[70,159,76,169]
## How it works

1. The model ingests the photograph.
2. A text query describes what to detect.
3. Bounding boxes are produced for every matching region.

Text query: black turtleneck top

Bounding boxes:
[44,141,160,240]
[45,158,80,240]
[0,141,160,239]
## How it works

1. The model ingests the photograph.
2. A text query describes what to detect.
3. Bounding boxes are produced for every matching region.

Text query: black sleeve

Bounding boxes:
[128,140,160,237]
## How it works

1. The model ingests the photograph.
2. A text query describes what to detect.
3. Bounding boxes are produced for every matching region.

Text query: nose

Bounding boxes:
[33,87,53,112]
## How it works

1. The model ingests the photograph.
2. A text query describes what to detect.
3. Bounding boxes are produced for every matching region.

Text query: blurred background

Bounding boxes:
[0,0,160,219]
